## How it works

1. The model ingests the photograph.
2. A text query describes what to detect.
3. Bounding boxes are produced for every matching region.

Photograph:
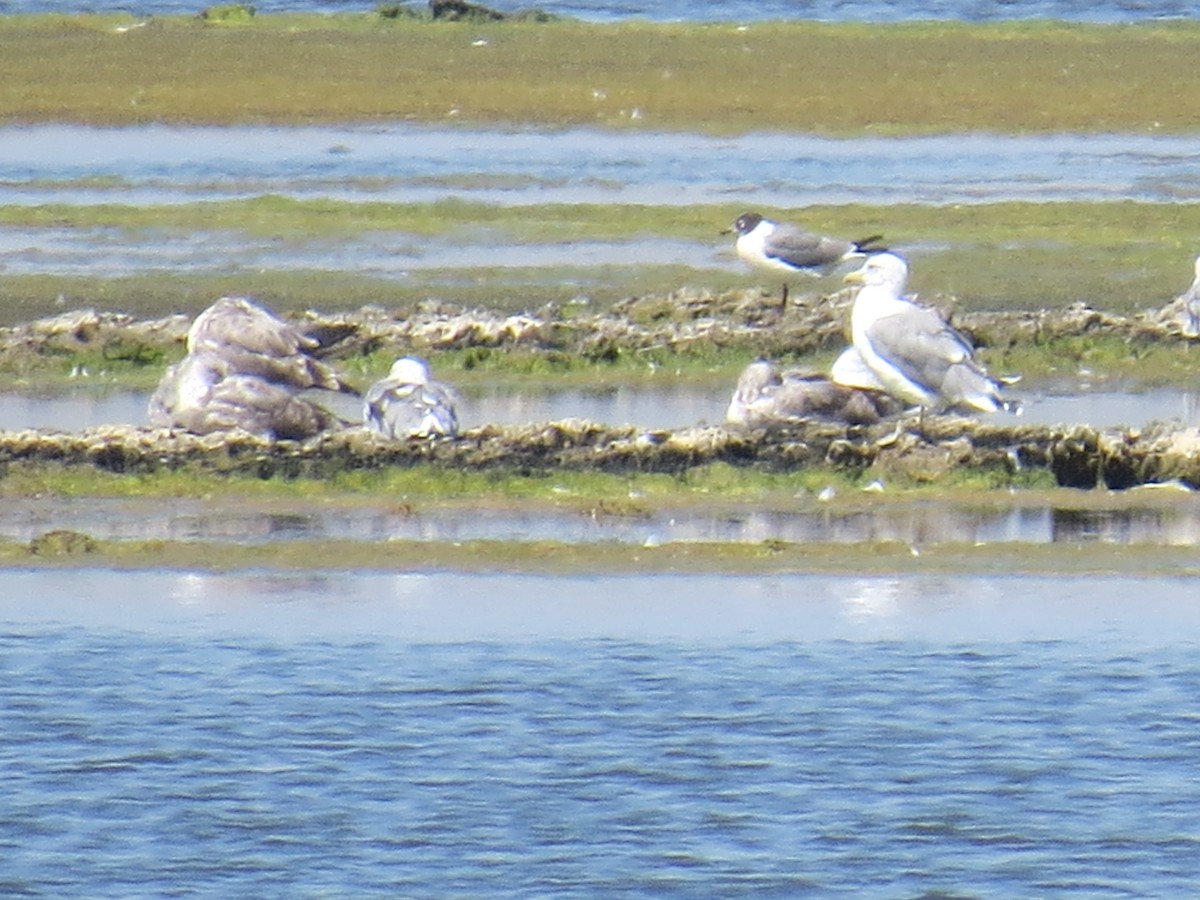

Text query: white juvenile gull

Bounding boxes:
[726,358,901,427]
[363,356,460,439]
[727,210,886,305]
[841,252,1015,414]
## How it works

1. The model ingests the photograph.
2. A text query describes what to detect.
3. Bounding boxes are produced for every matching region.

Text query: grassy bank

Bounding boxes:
[1,15,1200,133]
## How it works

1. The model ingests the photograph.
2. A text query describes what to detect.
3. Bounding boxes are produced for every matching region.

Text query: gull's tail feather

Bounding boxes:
[941,365,1015,415]
[853,234,888,254]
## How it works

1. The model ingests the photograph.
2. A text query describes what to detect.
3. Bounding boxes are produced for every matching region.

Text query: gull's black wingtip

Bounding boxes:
[854,234,888,254]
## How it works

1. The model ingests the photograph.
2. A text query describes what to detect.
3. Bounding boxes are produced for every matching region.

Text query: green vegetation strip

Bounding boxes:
[1,16,1200,132]
[4,533,1199,577]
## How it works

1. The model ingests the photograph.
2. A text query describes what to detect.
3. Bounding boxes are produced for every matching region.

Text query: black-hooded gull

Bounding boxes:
[727,210,885,304]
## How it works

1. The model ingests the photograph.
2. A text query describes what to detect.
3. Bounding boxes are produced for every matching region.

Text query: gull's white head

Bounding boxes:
[735,359,781,397]
[1192,253,1200,280]
[843,252,909,289]
[388,356,433,385]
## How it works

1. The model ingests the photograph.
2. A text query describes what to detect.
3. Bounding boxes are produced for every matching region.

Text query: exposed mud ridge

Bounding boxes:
[0,287,1186,365]
[2,416,1199,490]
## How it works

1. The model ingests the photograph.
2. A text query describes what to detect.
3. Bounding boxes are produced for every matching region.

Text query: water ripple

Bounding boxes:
[4,609,1200,895]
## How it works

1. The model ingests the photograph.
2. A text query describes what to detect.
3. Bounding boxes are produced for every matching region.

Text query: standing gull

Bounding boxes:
[364,356,460,439]
[841,253,1014,414]
[829,345,887,393]
[727,211,886,305]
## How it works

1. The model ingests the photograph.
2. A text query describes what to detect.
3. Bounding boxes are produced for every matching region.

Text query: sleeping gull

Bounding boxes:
[727,210,886,305]
[147,351,348,440]
[364,356,460,439]
[148,295,358,438]
[186,295,349,392]
[842,253,1015,414]
[726,358,902,427]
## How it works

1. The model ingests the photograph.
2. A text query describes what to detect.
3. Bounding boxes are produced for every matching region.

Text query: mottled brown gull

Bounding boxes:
[726,358,901,427]
[186,295,349,392]
[148,296,358,438]
[147,350,347,440]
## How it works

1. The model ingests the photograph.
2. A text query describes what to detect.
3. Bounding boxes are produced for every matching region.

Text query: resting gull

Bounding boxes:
[148,296,358,438]
[363,356,460,439]
[842,253,1015,414]
[726,359,901,427]
[186,295,350,392]
[1173,254,1200,337]
[147,350,348,440]
[727,211,886,305]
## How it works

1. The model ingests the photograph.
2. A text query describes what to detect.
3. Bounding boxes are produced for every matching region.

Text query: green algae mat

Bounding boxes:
[1,16,1199,133]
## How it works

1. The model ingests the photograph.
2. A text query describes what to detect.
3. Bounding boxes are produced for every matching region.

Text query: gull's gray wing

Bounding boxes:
[864,305,1003,410]
[762,224,857,270]
[863,305,976,392]
[365,379,459,438]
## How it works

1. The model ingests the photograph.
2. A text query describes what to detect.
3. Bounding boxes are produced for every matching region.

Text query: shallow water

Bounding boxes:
[5,126,1198,209]
[5,125,1199,279]
[6,492,1200,547]
[1,383,1197,433]
[4,572,1200,896]
[5,385,1200,548]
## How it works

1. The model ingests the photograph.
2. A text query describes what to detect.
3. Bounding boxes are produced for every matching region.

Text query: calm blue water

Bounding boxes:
[5,570,1200,895]
[0,0,1192,23]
